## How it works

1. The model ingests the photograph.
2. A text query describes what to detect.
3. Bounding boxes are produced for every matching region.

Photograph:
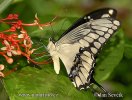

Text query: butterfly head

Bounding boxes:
[47,37,56,56]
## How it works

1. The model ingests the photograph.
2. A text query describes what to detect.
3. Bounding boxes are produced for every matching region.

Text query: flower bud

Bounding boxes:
[7,58,13,64]
[0,72,4,77]
[0,64,4,70]
[17,50,21,55]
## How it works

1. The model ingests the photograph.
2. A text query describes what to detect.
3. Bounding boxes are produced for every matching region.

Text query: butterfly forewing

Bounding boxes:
[58,8,117,39]
[48,8,120,90]
[57,18,120,56]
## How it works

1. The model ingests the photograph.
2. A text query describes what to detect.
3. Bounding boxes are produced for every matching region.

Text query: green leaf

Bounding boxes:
[3,66,96,100]
[124,44,132,59]
[0,79,9,100]
[95,29,124,82]
[124,38,132,59]
[0,0,13,14]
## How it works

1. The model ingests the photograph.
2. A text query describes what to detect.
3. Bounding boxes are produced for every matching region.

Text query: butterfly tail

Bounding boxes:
[91,78,109,94]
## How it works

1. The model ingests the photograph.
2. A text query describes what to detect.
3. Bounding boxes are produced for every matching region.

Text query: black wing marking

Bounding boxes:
[58,8,117,40]
[69,48,95,90]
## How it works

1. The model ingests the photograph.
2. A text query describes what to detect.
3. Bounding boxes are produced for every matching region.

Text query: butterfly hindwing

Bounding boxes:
[69,48,95,90]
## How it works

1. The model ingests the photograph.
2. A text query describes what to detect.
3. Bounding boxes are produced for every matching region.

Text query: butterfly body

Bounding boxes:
[47,8,120,90]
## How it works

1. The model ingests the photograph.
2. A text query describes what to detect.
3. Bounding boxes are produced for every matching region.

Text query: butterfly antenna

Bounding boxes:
[34,54,51,60]
[50,16,58,39]
[39,39,49,52]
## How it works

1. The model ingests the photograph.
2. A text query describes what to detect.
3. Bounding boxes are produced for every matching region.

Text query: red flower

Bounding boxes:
[0,13,53,76]
[1,40,19,56]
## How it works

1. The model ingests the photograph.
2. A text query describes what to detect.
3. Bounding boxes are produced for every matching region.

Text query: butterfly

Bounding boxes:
[47,8,120,92]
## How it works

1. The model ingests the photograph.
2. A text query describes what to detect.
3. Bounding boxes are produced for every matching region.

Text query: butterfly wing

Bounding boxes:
[53,8,120,90]
[58,8,117,39]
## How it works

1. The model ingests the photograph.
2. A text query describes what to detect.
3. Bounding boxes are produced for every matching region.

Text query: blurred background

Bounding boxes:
[0,0,132,100]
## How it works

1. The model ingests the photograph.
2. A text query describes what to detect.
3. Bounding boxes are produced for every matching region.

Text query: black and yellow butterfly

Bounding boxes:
[47,8,120,92]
